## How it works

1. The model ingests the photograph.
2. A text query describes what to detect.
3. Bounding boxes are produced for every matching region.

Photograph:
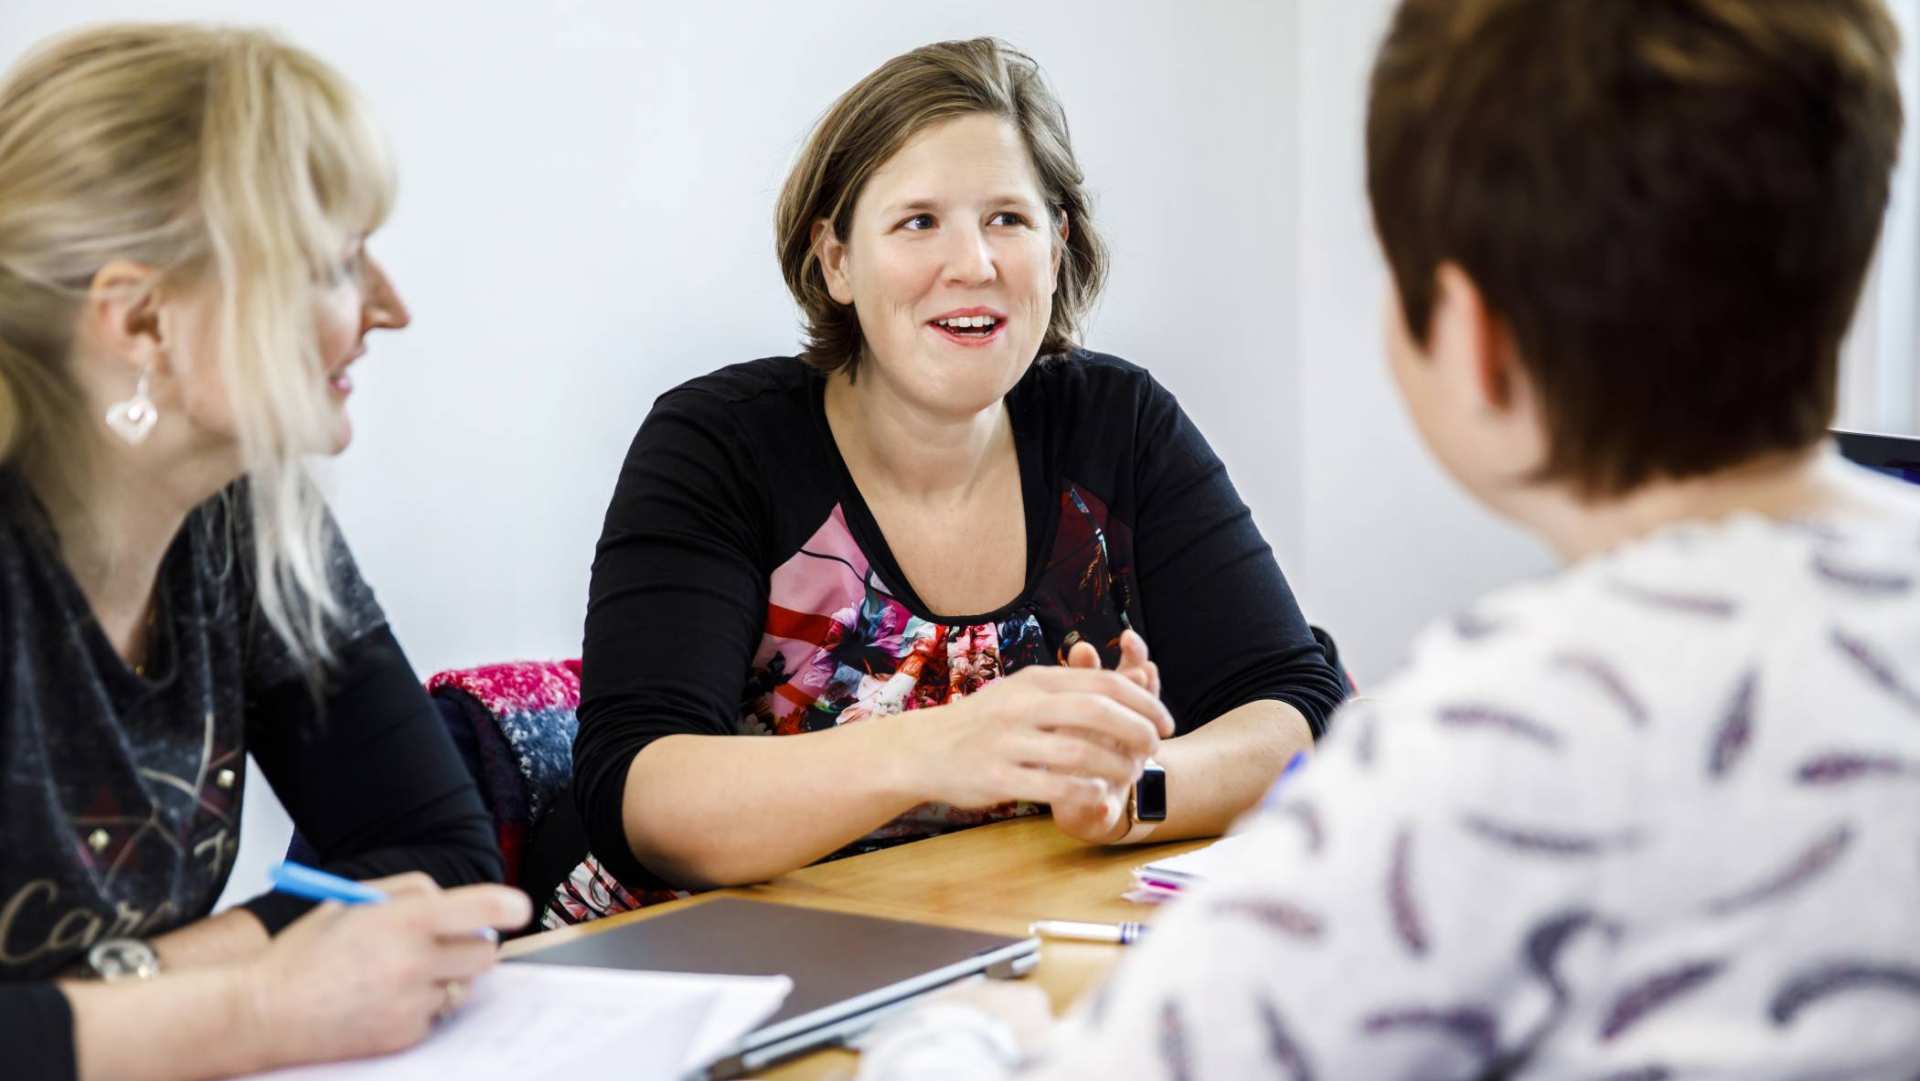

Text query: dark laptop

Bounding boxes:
[1835,428,1920,485]
[511,896,1039,1079]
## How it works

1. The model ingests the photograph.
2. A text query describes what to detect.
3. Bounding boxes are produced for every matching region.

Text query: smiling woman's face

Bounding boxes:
[820,112,1063,417]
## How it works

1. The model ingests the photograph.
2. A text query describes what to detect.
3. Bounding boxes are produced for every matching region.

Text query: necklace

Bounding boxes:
[131,601,158,679]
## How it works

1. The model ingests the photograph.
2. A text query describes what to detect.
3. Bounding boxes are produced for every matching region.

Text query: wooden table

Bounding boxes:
[504,817,1211,1079]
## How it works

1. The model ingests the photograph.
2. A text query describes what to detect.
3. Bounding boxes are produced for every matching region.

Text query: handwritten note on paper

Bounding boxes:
[247,964,792,1081]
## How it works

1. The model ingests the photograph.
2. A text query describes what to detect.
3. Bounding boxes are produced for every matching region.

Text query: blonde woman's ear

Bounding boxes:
[84,260,167,374]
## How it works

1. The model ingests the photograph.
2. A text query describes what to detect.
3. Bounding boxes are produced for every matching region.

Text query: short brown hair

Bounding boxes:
[776,37,1107,377]
[1368,0,1903,495]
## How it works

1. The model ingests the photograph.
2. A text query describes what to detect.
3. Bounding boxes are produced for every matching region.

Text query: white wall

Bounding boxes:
[8,0,1912,910]
[0,0,1304,908]
[1840,0,1920,433]
[1295,0,1554,684]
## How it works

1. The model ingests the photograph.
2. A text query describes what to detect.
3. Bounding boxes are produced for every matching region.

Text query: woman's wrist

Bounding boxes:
[62,965,282,1081]
[222,960,289,1074]
[874,700,955,805]
[149,908,272,971]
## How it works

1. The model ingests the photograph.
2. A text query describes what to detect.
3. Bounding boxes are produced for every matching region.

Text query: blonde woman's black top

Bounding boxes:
[0,475,500,1080]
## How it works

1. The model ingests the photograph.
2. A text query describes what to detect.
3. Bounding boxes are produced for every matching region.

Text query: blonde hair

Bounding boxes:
[775,38,1108,378]
[0,23,396,671]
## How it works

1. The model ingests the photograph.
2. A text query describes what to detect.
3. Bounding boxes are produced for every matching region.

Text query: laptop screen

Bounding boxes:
[1834,429,1920,486]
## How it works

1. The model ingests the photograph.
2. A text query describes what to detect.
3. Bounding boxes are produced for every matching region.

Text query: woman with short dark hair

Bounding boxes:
[856,1,1920,1076]
[558,37,1343,923]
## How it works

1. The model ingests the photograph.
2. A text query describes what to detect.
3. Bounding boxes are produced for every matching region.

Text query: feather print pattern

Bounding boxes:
[1706,824,1854,916]
[1811,554,1913,596]
[1605,578,1740,618]
[976,518,1920,1079]
[1831,628,1920,715]
[1769,963,1920,1026]
[1271,799,1324,855]
[1209,896,1326,940]
[1585,1068,1673,1081]
[1461,814,1644,857]
[1598,960,1726,1041]
[1158,1000,1195,1081]
[1435,705,1564,749]
[1707,669,1758,779]
[1388,827,1428,957]
[1360,1007,1501,1063]
[1794,754,1918,785]
[1257,997,1316,1081]
[1551,652,1651,727]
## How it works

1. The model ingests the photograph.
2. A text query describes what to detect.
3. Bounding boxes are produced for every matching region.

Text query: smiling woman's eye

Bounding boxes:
[989,211,1032,228]
[899,213,936,232]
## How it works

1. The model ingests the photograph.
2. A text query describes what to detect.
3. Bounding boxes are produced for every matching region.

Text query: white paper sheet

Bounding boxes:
[1134,828,1267,885]
[245,963,792,1081]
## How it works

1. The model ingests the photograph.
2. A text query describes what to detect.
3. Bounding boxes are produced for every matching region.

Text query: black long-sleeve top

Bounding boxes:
[572,352,1347,890]
[0,476,500,1080]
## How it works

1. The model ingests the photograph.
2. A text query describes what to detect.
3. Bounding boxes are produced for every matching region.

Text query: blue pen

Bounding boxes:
[1259,750,1311,809]
[1280,749,1309,782]
[269,862,503,944]
[269,861,389,905]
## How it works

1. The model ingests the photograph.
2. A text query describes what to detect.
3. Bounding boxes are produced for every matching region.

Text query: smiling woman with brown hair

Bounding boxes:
[556,37,1344,925]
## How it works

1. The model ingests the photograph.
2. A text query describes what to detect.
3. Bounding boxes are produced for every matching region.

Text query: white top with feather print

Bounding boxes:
[862,511,1920,1081]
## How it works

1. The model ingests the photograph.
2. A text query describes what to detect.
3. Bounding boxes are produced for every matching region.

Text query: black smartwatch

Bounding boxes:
[1129,757,1167,824]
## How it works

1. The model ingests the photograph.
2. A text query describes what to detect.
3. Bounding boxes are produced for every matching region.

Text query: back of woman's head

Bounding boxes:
[0,22,396,671]
[1368,0,1903,497]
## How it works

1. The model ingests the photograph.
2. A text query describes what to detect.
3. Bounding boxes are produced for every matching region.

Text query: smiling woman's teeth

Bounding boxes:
[936,315,998,332]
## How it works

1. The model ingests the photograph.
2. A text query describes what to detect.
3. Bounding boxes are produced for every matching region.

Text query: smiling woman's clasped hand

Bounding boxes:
[898,629,1170,844]
[1051,630,1164,844]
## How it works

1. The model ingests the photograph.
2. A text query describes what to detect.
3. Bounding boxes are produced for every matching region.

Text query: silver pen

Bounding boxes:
[1028,919,1148,944]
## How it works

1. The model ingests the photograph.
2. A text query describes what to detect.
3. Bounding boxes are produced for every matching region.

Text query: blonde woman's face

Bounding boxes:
[164,237,409,456]
[311,238,409,452]
[824,113,1063,417]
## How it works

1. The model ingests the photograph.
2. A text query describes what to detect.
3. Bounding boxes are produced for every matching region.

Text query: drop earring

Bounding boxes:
[104,367,158,445]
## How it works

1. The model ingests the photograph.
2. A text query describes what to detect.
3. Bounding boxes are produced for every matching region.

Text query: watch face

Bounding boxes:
[1133,763,1168,822]
[88,938,160,982]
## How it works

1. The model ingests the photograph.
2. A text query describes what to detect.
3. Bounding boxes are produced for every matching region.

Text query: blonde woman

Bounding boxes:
[0,24,527,1081]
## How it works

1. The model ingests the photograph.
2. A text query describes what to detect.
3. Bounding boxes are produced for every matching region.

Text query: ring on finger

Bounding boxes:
[436,978,469,1021]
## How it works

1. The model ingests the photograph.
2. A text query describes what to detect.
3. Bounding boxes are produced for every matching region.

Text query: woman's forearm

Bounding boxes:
[63,970,274,1081]
[148,908,270,970]
[1139,700,1312,842]
[619,715,933,888]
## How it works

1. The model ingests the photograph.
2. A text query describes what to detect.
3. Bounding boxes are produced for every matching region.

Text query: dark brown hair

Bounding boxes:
[775,37,1107,377]
[1368,0,1903,495]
